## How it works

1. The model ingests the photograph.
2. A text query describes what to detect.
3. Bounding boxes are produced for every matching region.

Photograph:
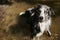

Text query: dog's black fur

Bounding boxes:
[20,5,42,38]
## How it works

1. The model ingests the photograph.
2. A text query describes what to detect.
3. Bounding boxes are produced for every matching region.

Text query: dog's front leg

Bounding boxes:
[46,20,52,37]
[47,29,51,37]
[36,32,44,37]
[31,37,35,40]
[32,33,42,40]
[35,31,44,40]
[46,26,51,37]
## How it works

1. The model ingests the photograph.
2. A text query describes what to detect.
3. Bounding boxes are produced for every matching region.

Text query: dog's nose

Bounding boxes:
[40,16,43,20]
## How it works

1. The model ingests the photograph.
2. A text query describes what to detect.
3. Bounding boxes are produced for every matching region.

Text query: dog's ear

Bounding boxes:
[34,4,41,10]
[50,8,55,15]
[48,8,55,16]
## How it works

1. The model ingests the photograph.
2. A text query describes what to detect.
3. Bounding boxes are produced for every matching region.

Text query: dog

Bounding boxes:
[19,4,55,40]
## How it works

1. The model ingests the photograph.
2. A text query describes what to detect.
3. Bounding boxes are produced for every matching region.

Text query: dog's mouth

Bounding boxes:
[39,20,43,22]
[38,19,43,22]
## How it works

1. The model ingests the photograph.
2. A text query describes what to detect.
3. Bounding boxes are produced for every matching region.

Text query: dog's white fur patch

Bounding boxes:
[19,12,25,15]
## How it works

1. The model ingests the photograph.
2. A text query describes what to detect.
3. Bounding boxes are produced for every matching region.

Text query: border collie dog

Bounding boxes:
[19,4,55,40]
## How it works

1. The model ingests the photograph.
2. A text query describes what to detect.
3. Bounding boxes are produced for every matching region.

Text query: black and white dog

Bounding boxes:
[19,4,55,40]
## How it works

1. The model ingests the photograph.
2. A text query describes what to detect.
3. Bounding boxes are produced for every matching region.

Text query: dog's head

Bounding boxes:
[32,4,55,22]
[40,5,55,22]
